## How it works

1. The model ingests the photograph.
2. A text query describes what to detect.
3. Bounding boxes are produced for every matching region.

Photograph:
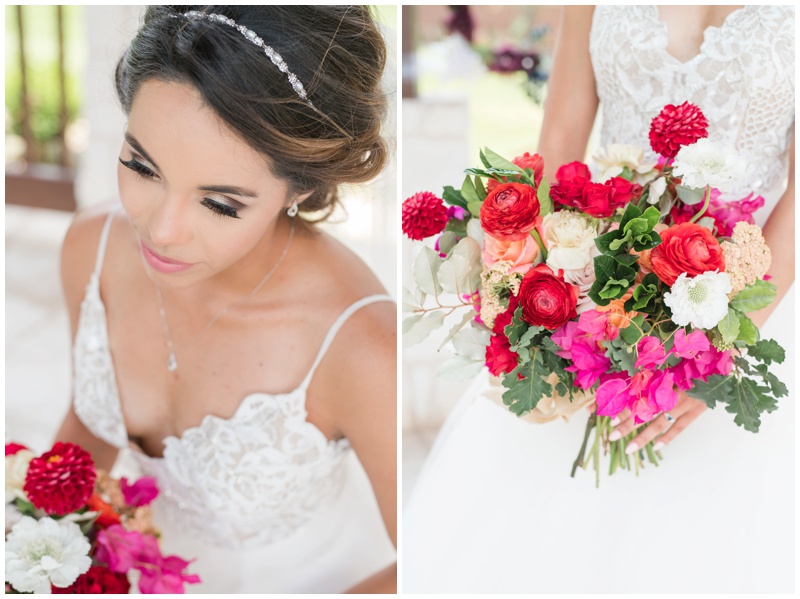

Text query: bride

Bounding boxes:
[54,6,395,594]
[404,5,794,593]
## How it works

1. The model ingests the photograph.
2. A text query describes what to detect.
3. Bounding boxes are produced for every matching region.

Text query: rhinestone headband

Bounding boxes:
[171,11,314,108]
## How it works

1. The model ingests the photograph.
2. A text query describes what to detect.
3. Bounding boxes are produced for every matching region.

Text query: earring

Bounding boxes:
[287,200,299,217]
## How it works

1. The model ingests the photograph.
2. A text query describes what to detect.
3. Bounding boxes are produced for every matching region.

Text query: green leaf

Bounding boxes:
[402,313,422,334]
[438,309,478,350]
[438,237,482,295]
[618,202,643,230]
[641,206,660,230]
[748,338,785,365]
[510,323,543,352]
[687,374,734,409]
[631,230,662,252]
[760,369,789,399]
[442,185,467,209]
[501,358,552,416]
[412,246,443,295]
[603,337,637,376]
[461,176,480,204]
[599,277,631,299]
[623,216,650,237]
[626,274,659,312]
[595,229,623,256]
[437,231,460,256]
[717,308,740,344]
[451,322,491,361]
[620,314,645,345]
[697,216,716,232]
[479,148,492,169]
[483,148,523,173]
[614,254,640,267]
[675,184,706,205]
[537,176,553,216]
[730,279,777,313]
[608,230,633,252]
[467,200,483,218]
[474,176,487,201]
[736,313,759,345]
[437,354,486,381]
[403,311,446,347]
[724,377,775,433]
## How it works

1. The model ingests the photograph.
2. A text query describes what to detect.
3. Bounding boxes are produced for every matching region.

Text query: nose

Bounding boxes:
[147,193,192,248]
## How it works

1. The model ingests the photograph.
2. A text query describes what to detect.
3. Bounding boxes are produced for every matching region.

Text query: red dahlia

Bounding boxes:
[649,101,709,159]
[24,442,96,515]
[402,191,449,240]
[52,565,131,594]
[5,442,29,456]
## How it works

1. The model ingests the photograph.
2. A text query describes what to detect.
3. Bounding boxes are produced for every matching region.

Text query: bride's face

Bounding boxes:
[118,79,296,288]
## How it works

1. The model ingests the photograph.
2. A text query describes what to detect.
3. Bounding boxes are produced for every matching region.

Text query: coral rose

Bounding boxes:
[480,182,541,241]
[23,442,96,515]
[649,101,709,159]
[650,222,725,286]
[596,290,637,328]
[482,230,539,274]
[402,191,448,240]
[518,264,579,329]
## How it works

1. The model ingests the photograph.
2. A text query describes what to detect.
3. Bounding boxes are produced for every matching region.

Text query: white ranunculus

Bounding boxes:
[543,211,599,272]
[5,450,34,503]
[5,516,92,593]
[593,144,658,183]
[663,271,732,329]
[672,139,746,192]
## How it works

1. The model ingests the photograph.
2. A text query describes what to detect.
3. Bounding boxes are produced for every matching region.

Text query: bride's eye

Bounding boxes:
[200,198,241,219]
[119,157,157,181]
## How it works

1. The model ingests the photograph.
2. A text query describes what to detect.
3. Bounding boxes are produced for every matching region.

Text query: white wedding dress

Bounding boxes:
[72,213,396,593]
[404,6,795,594]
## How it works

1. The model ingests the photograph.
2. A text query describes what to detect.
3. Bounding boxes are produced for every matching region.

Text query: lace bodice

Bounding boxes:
[590,6,795,203]
[73,212,393,549]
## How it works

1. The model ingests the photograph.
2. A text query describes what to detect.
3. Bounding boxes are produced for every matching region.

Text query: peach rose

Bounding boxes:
[596,290,637,328]
[482,230,539,275]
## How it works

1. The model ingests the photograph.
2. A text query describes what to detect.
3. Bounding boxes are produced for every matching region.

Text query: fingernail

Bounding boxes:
[625,442,638,455]
[610,417,620,426]
[609,430,622,442]
[653,442,664,451]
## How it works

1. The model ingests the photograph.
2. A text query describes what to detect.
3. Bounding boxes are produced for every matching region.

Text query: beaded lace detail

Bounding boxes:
[72,213,392,548]
[590,6,795,200]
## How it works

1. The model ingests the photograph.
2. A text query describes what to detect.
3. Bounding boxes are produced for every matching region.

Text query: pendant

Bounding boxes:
[167,352,178,372]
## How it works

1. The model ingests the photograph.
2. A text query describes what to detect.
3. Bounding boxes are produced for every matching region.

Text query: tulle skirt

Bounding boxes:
[404,285,795,594]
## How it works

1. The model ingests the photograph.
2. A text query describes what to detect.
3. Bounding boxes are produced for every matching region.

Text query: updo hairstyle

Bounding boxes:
[115,5,388,220]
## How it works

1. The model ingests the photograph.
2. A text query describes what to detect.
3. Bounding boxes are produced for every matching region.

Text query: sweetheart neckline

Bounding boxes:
[648,5,749,66]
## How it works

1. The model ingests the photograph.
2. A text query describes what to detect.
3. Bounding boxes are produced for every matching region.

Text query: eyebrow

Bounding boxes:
[125,131,258,199]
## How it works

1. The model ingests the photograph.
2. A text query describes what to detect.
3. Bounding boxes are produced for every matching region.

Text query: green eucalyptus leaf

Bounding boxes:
[412,246,443,296]
[403,311,446,347]
[451,322,492,361]
[675,184,705,206]
[437,354,486,381]
[438,236,482,295]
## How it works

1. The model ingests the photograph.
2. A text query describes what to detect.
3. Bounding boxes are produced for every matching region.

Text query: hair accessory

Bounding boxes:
[287,200,299,217]
[171,11,314,108]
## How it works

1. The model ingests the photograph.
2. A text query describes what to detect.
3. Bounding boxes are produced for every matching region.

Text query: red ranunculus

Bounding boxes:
[485,297,520,376]
[649,101,709,159]
[480,182,541,241]
[518,264,579,329]
[649,222,726,286]
[580,177,642,218]
[52,565,131,594]
[23,442,96,515]
[5,442,28,456]
[402,191,448,240]
[486,152,545,192]
[551,162,592,207]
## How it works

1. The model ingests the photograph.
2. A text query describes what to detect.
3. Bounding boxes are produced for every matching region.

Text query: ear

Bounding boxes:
[293,190,314,206]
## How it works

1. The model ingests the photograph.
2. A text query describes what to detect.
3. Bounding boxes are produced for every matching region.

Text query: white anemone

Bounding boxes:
[672,138,746,192]
[5,516,92,593]
[663,270,732,329]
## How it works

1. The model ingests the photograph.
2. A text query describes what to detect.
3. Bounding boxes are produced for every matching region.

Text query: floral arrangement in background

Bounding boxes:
[5,441,200,593]
[444,6,550,104]
[402,101,786,485]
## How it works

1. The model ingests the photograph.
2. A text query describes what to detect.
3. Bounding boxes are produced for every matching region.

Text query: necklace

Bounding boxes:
[154,220,295,372]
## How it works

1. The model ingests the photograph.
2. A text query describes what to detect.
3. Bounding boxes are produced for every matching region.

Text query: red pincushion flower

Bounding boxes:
[402,191,449,240]
[24,442,96,515]
[649,101,709,159]
[52,565,131,594]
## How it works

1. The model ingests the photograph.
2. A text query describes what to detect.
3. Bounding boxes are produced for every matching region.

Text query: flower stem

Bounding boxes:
[530,229,548,261]
[571,413,596,478]
[689,185,712,224]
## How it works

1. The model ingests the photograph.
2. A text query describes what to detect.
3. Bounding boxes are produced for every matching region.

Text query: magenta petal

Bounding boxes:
[121,476,160,507]
[596,379,631,417]
[649,371,678,412]
[672,329,711,359]
[635,336,666,369]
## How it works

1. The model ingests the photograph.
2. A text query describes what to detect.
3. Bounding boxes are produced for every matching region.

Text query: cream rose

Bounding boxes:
[543,210,599,272]
[5,450,34,503]
[593,144,658,184]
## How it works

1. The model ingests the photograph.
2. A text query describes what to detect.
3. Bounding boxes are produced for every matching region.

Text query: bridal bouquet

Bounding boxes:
[5,441,200,593]
[402,102,787,484]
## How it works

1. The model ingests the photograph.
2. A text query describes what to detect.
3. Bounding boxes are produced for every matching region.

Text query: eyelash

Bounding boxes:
[118,157,241,219]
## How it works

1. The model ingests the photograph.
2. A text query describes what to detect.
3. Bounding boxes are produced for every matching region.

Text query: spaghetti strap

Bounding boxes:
[92,208,119,277]
[298,294,394,391]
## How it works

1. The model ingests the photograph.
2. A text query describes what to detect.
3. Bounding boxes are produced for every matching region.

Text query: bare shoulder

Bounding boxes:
[60,203,121,324]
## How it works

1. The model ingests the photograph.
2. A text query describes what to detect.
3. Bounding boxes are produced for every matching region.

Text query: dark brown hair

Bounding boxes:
[115,5,388,220]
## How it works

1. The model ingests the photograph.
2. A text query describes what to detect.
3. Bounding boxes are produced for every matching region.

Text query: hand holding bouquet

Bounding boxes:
[5,441,200,593]
[403,102,787,485]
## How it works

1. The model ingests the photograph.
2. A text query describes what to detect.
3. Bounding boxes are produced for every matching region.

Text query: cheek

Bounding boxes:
[118,168,152,220]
